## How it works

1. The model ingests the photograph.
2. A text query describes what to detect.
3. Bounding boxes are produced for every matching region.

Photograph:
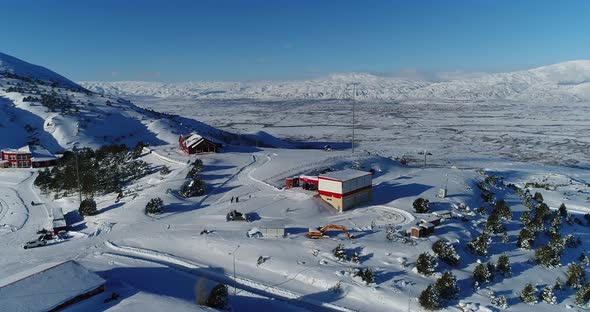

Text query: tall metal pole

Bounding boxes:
[73,147,82,205]
[231,245,240,296]
[351,83,359,154]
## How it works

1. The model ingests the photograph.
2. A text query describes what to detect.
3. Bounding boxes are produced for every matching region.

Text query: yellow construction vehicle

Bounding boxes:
[307,224,353,239]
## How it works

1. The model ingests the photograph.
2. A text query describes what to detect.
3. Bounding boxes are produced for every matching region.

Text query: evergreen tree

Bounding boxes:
[523,190,534,210]
[413,198,430,213]
[501,231,509,243]
[517,227,535,249]
[575,283,590,307]
[536,203,551,221]
[535,245,561,267]
[354,268,374,285]
[558,203,568,217]
[566,263,586,289]
[332,244,347,261]
[491,295,508,309]
[160,165,170,176]
[205,283,228,309]
[419,284,441,310]
[186,159,203,179]
[432,240,460,266]
[416,252,438,276]
[473,263,492,287]
[485,213,504,234]
[132,141,145,159]
[79,198,97,216]
[351,252,360,264]
[520,210,532,226]
[496,254,512,276]
[533,192,544,203]
[580,253,590,266]
[179,176,206,198]
[491,199,512,220]
[468,232,491,256]
[539,285,557,304]
[520,283,537,304]
[434,271,459,300]
[145,197,164,214]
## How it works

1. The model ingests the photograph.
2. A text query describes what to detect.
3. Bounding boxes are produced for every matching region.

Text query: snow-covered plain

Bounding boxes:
[2,52,590,311]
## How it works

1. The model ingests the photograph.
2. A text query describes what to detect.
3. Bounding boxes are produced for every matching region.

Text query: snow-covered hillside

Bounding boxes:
[81,60,590,102]
[0,52,248,153]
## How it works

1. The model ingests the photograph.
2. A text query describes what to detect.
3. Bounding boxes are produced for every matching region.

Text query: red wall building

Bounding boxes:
[179,133,219,154]
[1,146,57,168]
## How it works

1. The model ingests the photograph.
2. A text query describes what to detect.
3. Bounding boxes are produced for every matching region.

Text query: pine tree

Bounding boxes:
[145,197,164,214]
[434,271,459,300]
[575,283,590,307]
[517,227,535,249]
[491,295,508,309]
[413,198,430,213]
[432,240,460,266]
[533,192,544,203]
[566,263,586,289]
[539,285,557,304]
[419,284,441,310]
[351,252,360,264]
[79,198,97,216]
[492,199,512,220]
[523,190,534,210]
[501,231,509,243]
[186,159,203,179]
[496,254,512,276]
[468,232,491,256]
[473,263,492,287]
[332,244,347,262]
[354,267,374,285]
[485,213,504,234]
[205,283,228,309]
[416,252,437,276]
[535,245,561,267]
[558,203,567,217]
[179,176,206,198]
[520,210,532,226]
[520,283,537,304]
[580,253,590,266]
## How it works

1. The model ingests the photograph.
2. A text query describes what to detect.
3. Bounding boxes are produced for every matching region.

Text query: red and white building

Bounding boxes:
[179,133,219,154]
[318,169,373,212]
[1,145,58,168]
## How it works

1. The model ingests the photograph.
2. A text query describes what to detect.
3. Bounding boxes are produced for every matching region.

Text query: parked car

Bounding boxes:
[23,237,48,249]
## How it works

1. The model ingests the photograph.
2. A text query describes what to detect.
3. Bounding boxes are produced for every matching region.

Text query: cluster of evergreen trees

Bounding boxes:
[419,271,459,310]
[35,144,150,199]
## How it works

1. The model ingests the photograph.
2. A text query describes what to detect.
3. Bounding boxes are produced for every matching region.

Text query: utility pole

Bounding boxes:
[423,149,427,169]
[73,146,82,205]
[351,82,359,154]
[230,244,240,296]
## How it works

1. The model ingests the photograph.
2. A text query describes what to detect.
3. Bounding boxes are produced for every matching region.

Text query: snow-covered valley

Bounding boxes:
[1,52,590,312]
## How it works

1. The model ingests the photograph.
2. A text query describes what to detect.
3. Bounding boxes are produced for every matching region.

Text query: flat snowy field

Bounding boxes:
[1,95,590,311]
[129,97,590,169]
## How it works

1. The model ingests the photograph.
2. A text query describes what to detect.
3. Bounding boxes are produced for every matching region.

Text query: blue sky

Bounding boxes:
[1,0,589,82]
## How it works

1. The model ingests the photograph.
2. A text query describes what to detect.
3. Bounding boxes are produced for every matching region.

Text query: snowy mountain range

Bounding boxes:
[81,61,590,103]
[0,52,238,153]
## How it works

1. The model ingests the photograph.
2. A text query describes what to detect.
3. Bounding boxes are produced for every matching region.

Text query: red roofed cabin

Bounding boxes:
[318,169,373,212]
[179,133,219,154]
[1,145,57,168]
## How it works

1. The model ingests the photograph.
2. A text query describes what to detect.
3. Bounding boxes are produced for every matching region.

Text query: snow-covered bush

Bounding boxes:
[434,271,459,300]
[501,231,509,243]
[354,267,374,285]
[79,198,97,216]
[206,283,228,309]
[432,239,460,266]
[413,198,430,213]
[416,252,437,276]
[575,283,590,307]
[419,284,441,310]
[468,232,491,256]
[520,283,537,304]
[145,197,164,214]
[491,295,508,309]
[160,165,170,176]
[554,278,564,291]
[539,285,557,304]
[332,244,347,262]
[566,263,586,289]
[496,254,512,276]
